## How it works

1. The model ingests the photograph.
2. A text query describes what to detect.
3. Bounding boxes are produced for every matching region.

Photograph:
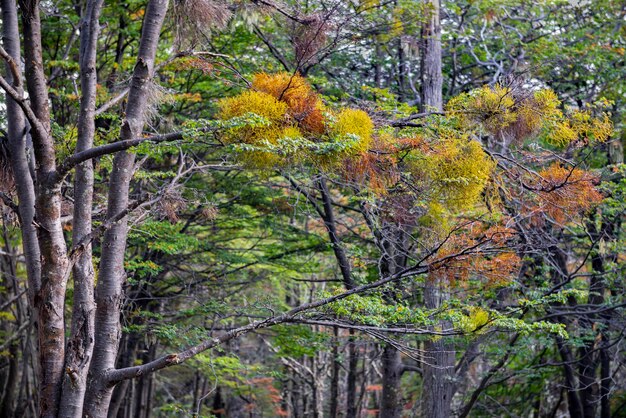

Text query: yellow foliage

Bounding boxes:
[252,72,325,134]
[448,84,612,147]
[333,108,374,154]
[449,85,517,135]
[218,72,381,169]
[219,90,287,126]
[218,90,289,146]
[457,307,491,333]
[569,110,612,143]
[550,121,578,146]
[411,135,495,211]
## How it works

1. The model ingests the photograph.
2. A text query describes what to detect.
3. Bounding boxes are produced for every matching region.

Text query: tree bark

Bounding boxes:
[83,1,170,416]
[419,2,455,417]
[422,283,455,418]
[19,1,71,416]
[57,1,104,417]
[420,0,443,112]
[1,0,41,305]
[381,344,402,418]
[316,177,359,416]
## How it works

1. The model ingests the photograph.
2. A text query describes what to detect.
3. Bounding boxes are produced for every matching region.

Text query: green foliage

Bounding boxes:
[272,325,329,357]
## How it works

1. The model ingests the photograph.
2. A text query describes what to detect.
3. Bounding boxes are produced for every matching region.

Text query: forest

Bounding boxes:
[0,0,624,417]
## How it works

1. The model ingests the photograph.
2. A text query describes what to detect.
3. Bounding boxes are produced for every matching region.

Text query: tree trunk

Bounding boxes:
[57,1,103,416]
[316,177,359,417]
[422,283,455,418]
[19,1,72,416]
[346,330,358,418]
[83,1,169,416]
[330,327,339,418]
[381,344,402,418]
[420,0,443,112]
[1,0,41,306]
[419,2,455,417]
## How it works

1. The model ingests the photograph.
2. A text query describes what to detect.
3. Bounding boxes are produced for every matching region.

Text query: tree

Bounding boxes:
[0,1,624,417]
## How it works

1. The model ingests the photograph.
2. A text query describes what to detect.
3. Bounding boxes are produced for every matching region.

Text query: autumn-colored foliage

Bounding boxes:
[342,135,399,193]
[447,84,611,146]
[405,133,496,211]
[428,221,521,286]
[530,164,603,225]
[217,72,376,168]
[252,72,325,134]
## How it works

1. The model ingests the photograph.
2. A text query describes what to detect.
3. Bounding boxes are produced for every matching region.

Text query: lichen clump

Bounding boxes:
[217,72,375,168]
[447,85,612,147]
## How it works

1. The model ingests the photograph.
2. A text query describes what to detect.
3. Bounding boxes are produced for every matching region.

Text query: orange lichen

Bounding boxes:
[427,221,521,287]
[530,164,603,225]
[252,72,326,134]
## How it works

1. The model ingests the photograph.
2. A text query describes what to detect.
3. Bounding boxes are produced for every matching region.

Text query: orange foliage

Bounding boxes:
[342,137,399,193]
[531,164,602,225]
[428,221,521,286]
[252,72,326,134]
[247,376,285,415]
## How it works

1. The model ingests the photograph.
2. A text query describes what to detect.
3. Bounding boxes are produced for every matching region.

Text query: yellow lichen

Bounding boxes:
[333,108,374,154]
[218,90,288,146]
[252,72,325,134]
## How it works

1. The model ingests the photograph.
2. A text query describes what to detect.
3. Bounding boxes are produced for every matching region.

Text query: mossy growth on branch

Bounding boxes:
[217,72,375,168]
[447,84,612,147]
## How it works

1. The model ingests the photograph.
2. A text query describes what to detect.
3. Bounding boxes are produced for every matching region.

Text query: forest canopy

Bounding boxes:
[0,0,625,417]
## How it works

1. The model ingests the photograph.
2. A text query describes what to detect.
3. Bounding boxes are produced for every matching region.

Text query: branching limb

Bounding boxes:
[0,72,48,141]
[0,191,18,213]
[55,127,217,181]
[107,262,430,384]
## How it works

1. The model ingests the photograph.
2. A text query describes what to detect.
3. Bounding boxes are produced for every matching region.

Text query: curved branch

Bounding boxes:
[0,72,48,141]
[107,262,430,384]
[55,127,217,181]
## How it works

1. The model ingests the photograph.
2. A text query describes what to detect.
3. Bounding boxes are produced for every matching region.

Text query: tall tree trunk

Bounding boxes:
[346,329,358,418]
[83,1,169,416]
[57,1,104,416]
[316,177,359,416]
[419,2,455,417]
[379,227,407,418]
[19,0,71,416]
[422,284,455,418]
[1,0,41,306]
[329,327,339,418]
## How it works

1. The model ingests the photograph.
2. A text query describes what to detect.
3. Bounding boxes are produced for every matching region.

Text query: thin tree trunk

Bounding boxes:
[379,227,407,418]
[83,1,169,416]
[57,1,104,416]
[330,327,339,418]
[1,0,41,306]
[316,177,359,416]
[556,338,584,418]
[600,334,611,418]
[346,329,358,418]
